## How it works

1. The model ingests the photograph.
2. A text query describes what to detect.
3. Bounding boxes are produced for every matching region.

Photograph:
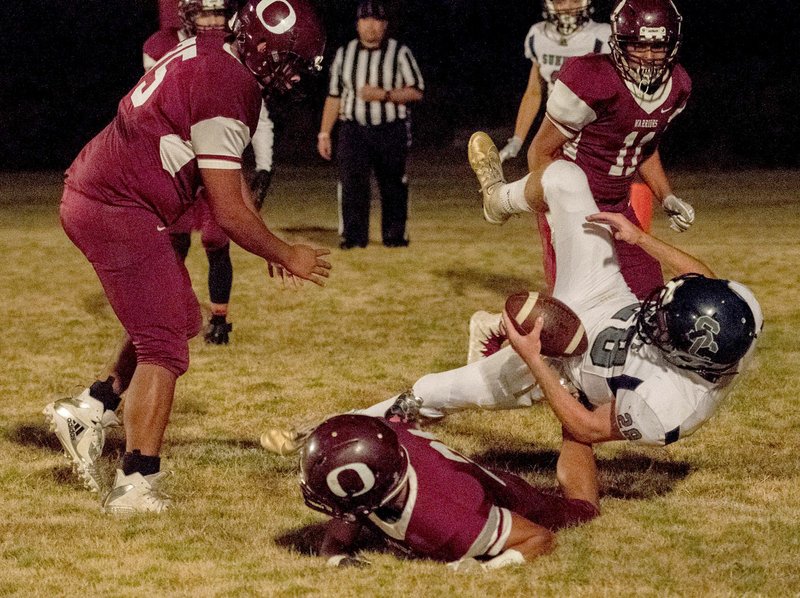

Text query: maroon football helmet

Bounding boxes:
[234,0,325,95]
[299,415,409,521]
[609,0,682,92]
[543,0,592,37]
[178,0,237,35]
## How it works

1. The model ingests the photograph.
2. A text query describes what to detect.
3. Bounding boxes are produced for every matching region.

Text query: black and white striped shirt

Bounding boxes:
[328,37,424,126]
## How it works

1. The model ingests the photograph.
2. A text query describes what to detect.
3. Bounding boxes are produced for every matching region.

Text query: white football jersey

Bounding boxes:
[563,301,738,447]
[524,19,611,95]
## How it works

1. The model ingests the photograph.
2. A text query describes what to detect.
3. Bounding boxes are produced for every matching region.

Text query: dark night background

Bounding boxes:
[2,0,799,171]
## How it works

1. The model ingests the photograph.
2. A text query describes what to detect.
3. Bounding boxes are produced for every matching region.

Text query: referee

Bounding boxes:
[317,0,424,249]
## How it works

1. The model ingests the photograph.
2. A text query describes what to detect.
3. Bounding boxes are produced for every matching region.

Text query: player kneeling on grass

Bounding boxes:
[300,413,599,570]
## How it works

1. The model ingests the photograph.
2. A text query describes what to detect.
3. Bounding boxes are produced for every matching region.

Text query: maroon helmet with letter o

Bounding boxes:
[234,0,325,95]
[299,415,409,521]
[609,0,682,92]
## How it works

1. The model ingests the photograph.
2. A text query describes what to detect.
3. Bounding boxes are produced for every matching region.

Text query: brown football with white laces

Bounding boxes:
[504,291,588,357]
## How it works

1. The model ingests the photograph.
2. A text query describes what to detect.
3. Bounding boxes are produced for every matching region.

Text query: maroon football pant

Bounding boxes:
[60,187,202,376]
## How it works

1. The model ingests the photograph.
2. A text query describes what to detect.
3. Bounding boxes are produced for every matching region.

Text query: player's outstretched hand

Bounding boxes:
[498,136,523,162]
[502,310,544,363]
[267,262,304,289]
[662,194,695,232]
[585,211,645,245]
[285,245,332,287]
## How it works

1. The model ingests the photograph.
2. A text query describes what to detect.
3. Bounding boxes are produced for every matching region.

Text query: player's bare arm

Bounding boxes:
[359,85,423,104]
[557,428,600,510]
[507,63,544,156]
[502,311,624,444]
[202,168,332,286]
[525,117,571,211]
[499,512,555,563]
[585,211,713,278]
[639,150,695,232]
[317,96,341,160]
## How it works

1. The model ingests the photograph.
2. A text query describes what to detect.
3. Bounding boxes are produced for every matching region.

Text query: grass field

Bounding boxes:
[1,163,799,597]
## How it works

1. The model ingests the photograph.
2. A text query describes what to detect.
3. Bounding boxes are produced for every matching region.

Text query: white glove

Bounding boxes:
[498,136,523,162]
[326,554,371,568]
[662,194,695,232]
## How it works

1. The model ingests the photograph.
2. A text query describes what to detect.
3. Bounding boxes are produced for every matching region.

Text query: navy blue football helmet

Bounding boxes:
[636,274,760,380]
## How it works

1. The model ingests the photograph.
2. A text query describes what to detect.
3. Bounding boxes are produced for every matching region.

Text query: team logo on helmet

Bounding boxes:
[255,0,296,34]
[636,274,759,381]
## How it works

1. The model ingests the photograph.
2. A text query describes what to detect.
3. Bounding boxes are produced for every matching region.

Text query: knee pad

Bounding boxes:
[542,161,593,213]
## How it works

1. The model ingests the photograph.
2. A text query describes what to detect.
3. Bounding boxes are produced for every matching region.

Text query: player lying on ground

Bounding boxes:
[300,413,599,570]
[262,159,762,457]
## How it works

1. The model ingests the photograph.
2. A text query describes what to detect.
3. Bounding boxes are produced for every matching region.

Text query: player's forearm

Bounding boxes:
[386,86,423,104]
[634,229,714,278]
[524,355,613,444]
[319,97,341,136]
[638,150,671,202]
[512,89,542,142]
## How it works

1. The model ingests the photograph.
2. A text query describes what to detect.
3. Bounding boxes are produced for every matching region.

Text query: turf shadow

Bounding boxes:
[278,226,339,248]
[472,447,692,500]
[436,266,540,299]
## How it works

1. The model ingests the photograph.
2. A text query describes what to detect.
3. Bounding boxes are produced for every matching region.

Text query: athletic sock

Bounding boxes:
[122,450,161,477]
[499,174,533,213]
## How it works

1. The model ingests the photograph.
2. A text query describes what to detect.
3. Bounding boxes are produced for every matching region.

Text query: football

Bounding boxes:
[504,291,588,357]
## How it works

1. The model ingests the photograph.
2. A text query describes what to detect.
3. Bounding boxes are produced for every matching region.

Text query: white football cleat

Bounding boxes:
[101,469,172,515]
[467,311,507,364]
[43,389,107,493]
[468,132,509,225]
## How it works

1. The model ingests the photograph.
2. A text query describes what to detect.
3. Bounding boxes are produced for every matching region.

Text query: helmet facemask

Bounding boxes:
[610,37,680,94]
[179,0,236,35]
[543,0,591,38]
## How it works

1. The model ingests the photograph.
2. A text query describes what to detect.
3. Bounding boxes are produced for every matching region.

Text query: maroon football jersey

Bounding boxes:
[365,421,597,562]
[142,28,186,70]
[65,31,261,226]
[546,53,691,207]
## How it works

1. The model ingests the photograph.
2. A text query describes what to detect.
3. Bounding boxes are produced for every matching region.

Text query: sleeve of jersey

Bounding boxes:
[190,61,259,170]
[398,46,425,91]
[251,101,274,172]
[614,387,671,447]
[327,47,345,97]
[545,73,599,138]
[463,506,513,559]
[523,25,537,62]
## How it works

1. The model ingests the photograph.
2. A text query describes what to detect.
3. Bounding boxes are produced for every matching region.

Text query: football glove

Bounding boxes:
[250,169,273,211]
[326,554,372,568]
[498,136,523,162]
[662,194,695,232]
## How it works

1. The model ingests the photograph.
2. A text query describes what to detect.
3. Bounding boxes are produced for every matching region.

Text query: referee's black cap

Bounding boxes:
[356,0,387,21]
